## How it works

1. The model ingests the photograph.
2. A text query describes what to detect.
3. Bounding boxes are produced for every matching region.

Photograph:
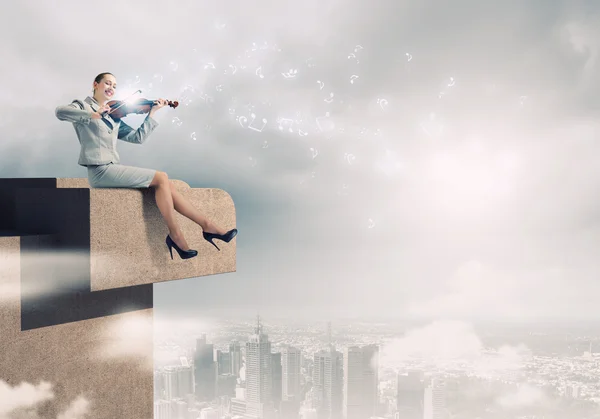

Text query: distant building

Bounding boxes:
[397,370,425,419]
[245,316,275,419]
[282,346,302,401]
[313,346,343,419]
[194,335,217,400]
[423,378,446,419]
[343,345,379,419]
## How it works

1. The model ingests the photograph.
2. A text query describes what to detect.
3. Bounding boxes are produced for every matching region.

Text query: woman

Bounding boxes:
[55,72,237,260]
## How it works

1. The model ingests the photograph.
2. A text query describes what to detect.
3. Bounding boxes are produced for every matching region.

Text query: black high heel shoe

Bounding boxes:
[202,228,238,251]
[166,235,198,260]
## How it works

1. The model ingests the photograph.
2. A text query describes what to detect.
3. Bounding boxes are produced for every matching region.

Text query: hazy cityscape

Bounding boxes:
[153,316,600,419]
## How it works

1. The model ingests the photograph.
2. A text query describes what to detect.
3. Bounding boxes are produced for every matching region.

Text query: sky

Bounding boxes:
[1,0,600,321]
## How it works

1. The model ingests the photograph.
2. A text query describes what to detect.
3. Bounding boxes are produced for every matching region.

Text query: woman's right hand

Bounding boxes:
[91,104,111,119]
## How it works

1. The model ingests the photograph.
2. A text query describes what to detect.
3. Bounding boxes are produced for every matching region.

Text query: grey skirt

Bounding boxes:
[87,162,157,188]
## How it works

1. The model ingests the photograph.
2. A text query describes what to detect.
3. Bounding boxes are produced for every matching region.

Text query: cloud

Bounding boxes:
[92,311,154,372]
[56,397,90,419]
[0,380,90,419]
[4,0,600,315]
[406,260,600,320]
[559,17,600,90]
[495,383,548,409]
[0,380,54,417]
[93,311,216,371]
[0,251,95,303]
[379,320,530,378]
[380,320,483,364]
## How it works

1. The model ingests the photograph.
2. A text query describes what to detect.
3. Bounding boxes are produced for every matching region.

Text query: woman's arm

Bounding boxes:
[55,100,93,124]
[117,114,159,144]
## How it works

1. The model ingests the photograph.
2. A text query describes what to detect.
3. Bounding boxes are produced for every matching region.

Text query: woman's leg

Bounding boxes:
[168,179,226,235]
[149,171,191,250]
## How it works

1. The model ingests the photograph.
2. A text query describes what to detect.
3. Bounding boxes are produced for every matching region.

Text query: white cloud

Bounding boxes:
[0,380,54,417]
[92,311,154,372]
[56,396,91,419]
[380,320,483,364]
[0,380,90,419]
[379,320,530,379]
[92,311,216,371]
[0,251,94,303]
[495,383,548,409]
[405,260,600,320]
[560,19,600,80]
[3,0,600,315]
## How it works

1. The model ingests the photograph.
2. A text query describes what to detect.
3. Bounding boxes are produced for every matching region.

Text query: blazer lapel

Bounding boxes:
[85,96,114,130]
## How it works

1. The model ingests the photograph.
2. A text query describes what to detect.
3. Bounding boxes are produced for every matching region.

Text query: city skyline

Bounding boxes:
[153,314,600,419]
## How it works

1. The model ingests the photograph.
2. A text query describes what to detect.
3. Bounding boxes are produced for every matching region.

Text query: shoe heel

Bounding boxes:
[166,234,197,260]
[208,238,220,251]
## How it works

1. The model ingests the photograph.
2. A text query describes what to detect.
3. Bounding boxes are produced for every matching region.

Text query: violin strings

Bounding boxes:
[105,89,142,115]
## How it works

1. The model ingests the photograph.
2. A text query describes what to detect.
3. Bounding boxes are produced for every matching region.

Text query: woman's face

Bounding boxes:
[93,74,117,102]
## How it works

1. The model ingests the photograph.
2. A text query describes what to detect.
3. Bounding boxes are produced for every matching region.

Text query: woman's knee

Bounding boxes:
[150,171,169,187]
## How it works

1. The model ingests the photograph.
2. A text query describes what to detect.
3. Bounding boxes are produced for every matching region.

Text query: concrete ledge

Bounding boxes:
[0,177,237,291]
[0,175,237,418]
[0,235,153,418]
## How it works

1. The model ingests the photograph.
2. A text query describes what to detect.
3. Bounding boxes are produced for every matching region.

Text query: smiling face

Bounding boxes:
[92,73,117,104]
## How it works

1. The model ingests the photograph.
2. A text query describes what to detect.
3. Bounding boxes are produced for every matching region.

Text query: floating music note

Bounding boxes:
[344,153,356,165]
[377,98,389,110]
[248,113,267,132]
[277,118,295,132]
[237,116,249,128]
[282,69,298,79]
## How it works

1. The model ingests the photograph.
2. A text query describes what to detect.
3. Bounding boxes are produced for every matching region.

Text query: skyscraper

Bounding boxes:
[423,378,446,419]
[217,349,232,375]
[158,365,193,403]
[164,367,178,400]
[272,352,283,404]
[397,370,425,419]
[194,334,217,400]
[176,365,194,398]
[154,370,165,400]
[230,340,244,378]
[282,345,302,402]
[154,400,169,419]
[313,346,343,419]
[343,345,379,419]
[245,316,274,419]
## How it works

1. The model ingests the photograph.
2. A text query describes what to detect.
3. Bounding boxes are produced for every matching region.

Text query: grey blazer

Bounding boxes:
[55,96,159,166]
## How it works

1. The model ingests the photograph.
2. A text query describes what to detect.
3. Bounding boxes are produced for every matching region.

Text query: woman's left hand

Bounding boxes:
[152,98,167,110]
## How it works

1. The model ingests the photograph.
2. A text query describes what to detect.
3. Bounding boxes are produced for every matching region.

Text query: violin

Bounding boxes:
[102,98,179,120]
